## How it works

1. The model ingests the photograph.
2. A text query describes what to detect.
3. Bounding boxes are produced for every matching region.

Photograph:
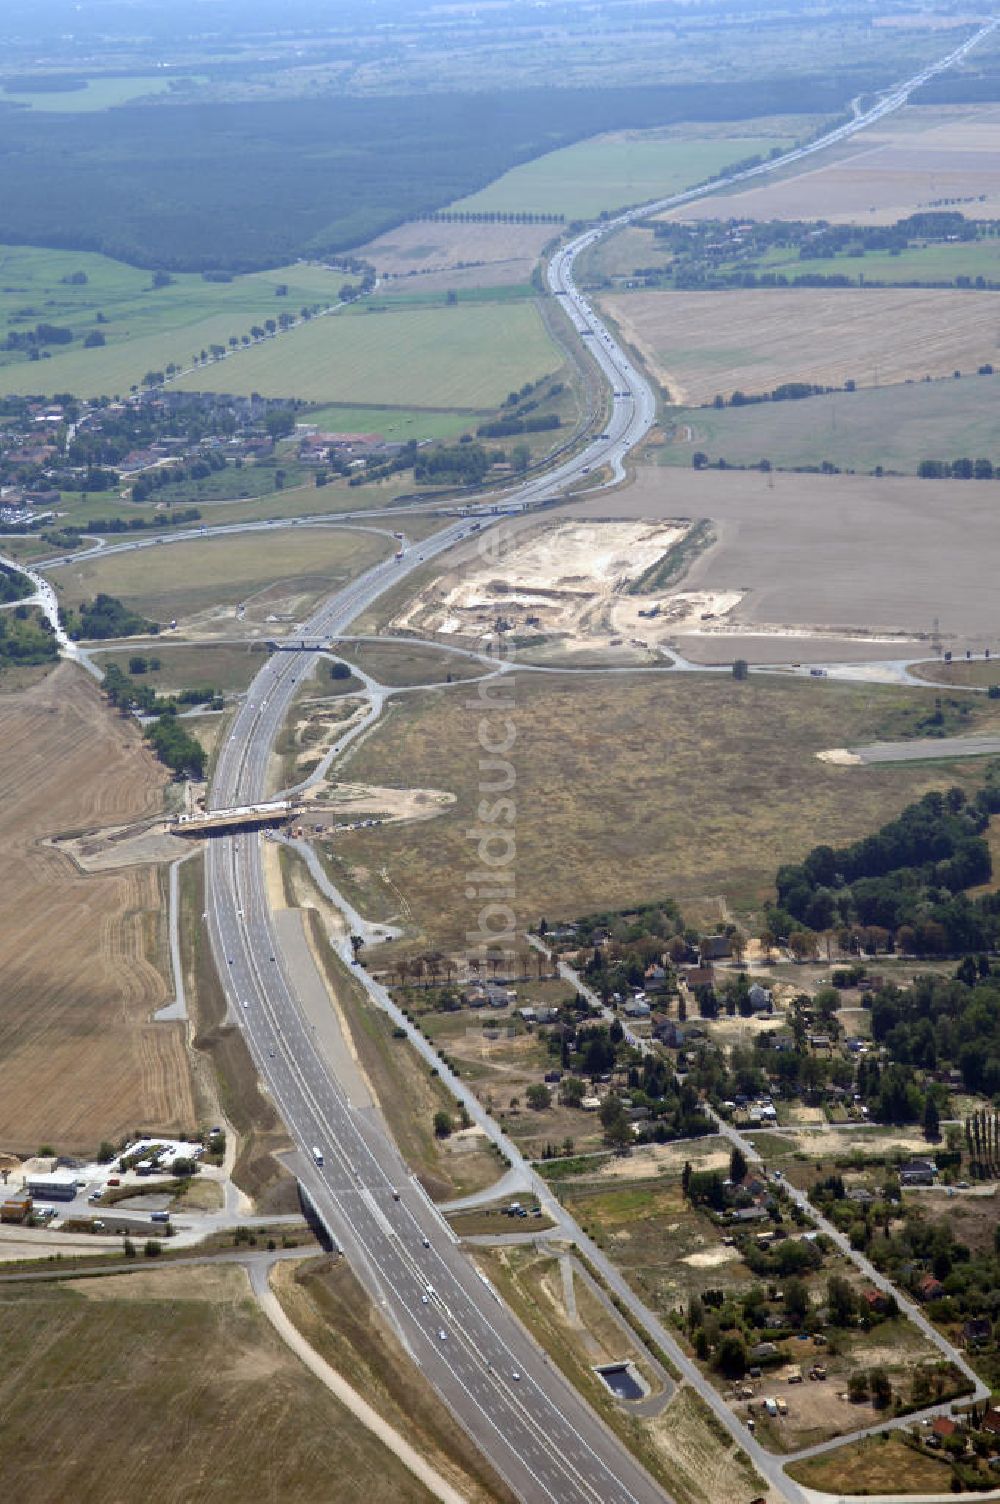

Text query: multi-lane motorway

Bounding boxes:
[205,525,669,1504]
[201,21,999,1502]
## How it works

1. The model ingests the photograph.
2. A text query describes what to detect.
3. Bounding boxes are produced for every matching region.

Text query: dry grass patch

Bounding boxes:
[648,1386,779,1504]
[0,1265,435,1504]
[787,1430,956,1494]
[91,642,273,695]
[0,665,195,1153]
[600,286,1000,405]
[910,658,1000,689]
[335,639,490,687]
[328,672,988,949]
[50,527,391,636]
[558,1178,754,1312]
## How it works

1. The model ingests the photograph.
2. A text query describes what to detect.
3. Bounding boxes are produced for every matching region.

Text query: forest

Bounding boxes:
[0,72,883,271]
[770,785,1000,949]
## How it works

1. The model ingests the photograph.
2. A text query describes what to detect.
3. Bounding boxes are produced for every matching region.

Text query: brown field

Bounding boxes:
[50,527,391,638]
[0,1264,436,1504]
[326,670,989,950]
[601,285,1000,405]
[274,1256,515,1504]
[0,665,195,1154]
[560,469,1000,653]
[356,219,554,289]
[661,104,1000,225]
[788,1431,956,1494]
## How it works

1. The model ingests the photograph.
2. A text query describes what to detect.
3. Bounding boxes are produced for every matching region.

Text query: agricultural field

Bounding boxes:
[0,245,348,399]
[307,404,472,443]
[449,123,800,220]
[599,285,1000,404]
[0,1264,436,1504]
[48,527,392,637]
[171,300,562,409]
[274,1257,514,1504]
[0,665,194,1154]
[658,370,1000,475]
[324,670,990,950]
[356,219,555,290]
[560,467,1000,657]
[664,104,1000,225]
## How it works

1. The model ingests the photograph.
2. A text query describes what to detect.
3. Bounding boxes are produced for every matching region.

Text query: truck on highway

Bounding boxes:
[150,1211,171,1224]
[312,1146,324,1166]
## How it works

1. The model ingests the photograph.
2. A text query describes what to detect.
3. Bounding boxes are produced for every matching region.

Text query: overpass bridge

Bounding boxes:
[172,800,292,836]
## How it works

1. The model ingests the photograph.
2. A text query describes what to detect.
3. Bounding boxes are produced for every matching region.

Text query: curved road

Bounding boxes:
[201,20,999,1503]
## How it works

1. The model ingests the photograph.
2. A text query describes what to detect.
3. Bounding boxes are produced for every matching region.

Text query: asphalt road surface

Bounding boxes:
[201,21,999,1501]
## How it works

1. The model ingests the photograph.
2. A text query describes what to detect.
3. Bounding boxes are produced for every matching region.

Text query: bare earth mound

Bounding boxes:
[0,665,194,1153]
[601,286,1000,405]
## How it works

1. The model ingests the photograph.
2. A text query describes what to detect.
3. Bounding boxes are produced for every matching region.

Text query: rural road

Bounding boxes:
[851,734,1000,764]
[122,17,1000,1503]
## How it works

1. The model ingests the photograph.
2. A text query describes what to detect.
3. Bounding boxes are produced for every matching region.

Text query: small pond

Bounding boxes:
[595,1362,645,1402]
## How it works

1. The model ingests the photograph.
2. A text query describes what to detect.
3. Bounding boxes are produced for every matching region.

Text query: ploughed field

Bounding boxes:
[600,286,1000,405]
[0,666,194,1152]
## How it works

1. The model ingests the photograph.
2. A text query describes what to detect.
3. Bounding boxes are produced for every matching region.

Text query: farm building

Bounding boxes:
[24,1172,78,1201]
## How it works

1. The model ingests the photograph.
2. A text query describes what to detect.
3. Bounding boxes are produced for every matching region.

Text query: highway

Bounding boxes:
[205,524,668,1504]
[199,21,999,1502]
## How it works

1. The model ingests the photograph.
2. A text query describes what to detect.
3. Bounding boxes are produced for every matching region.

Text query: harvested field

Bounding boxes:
[274,1257,515,1504]
[0,1265,435,1504]
[327,672,985,949]
[600,286,1000,405]
[662,104,1000,225]
[50,528,391,638]
[0,664,193,1153]
[560,469,1000,655]
[356,219,554,289]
